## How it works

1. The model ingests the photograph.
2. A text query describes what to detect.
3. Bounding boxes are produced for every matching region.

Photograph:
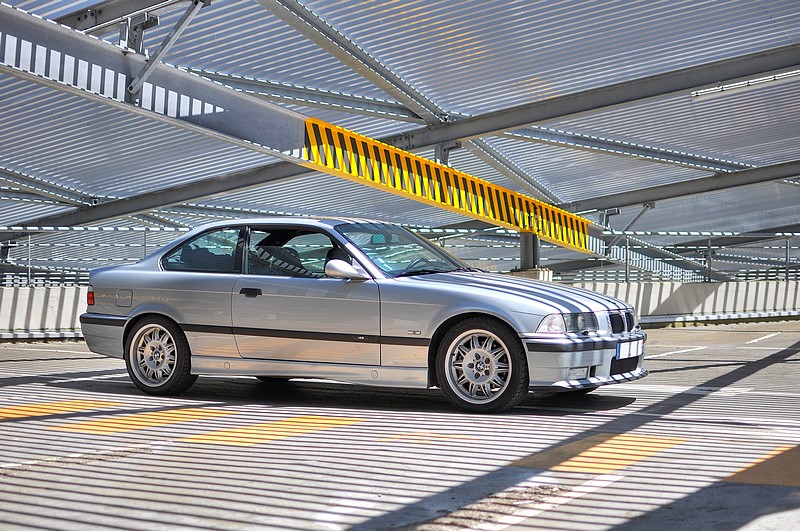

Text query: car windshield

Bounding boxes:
[335,222,471,278]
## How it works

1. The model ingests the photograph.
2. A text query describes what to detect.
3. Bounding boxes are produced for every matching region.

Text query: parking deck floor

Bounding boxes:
[1,321,798,530]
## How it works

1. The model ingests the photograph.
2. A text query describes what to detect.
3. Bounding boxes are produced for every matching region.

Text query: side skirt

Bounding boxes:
[191,356,430,388]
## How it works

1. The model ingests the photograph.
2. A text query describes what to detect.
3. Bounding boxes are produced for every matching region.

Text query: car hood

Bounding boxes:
[400,271,632,314]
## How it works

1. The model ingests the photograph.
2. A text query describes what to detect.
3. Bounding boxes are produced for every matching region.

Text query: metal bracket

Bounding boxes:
[119,13,159,55]
[434,140,461,166]
[127,0,211,103]
[599,208,620,228]
[606,202,655,254]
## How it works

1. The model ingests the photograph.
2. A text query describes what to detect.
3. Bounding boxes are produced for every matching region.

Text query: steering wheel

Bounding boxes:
[405,257,432,270]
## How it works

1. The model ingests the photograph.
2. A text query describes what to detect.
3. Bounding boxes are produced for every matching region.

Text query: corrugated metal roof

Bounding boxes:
[1,0,798,279]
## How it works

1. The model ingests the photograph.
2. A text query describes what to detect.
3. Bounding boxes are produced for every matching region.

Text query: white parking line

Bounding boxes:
[746,332,781,344]
[50,373,128,383]
[647,346,706,359]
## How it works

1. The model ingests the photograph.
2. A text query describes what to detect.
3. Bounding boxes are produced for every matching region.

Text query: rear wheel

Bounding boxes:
[125,317,197,395]
[436,317,529,413]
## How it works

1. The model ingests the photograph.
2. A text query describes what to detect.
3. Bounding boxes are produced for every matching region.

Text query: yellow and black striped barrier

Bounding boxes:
[296,118,589,253]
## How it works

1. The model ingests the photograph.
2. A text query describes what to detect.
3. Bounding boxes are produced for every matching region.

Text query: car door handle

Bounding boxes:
[239,287,262,297]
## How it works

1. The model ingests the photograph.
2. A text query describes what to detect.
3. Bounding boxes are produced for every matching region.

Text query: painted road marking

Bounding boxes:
[725,445,800,487]
[51,373,128,383]
[377,431,474,444]
[49,408,233,433]
[746,332,781,344]
[647,346,706,359]
[514,433,686,474]
[181,415,363,446]
[0,400,122,420]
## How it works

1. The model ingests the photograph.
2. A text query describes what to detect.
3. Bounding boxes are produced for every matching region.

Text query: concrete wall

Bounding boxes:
[573,281,800,324]
[0,286,87,339]
[2,282,799,338]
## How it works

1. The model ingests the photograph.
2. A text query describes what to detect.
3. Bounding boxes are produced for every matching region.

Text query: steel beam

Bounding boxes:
[255,0,446,124]
[1,4,309,157]
[0,168,89,206]
[665,223,800,254]
[505,127,754,173]
[0,162,313,242]
[564,160,800,212]
[188,70,423,122]
[56,0,189,35]
[465,139,562,203]
[384,43,800,150]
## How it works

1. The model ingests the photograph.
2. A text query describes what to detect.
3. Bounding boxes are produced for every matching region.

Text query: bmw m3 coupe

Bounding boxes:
[81,217,647,412]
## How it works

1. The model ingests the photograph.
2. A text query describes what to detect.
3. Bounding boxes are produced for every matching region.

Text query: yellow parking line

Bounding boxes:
[514,433,686,473]
[0,400,122,420]
[181,415,363,446]
[725,445,800,487]
[49,408,233,433]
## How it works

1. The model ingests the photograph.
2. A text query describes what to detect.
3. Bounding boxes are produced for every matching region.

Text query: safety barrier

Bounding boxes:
[4,282,798,339]
[295,118,590,253]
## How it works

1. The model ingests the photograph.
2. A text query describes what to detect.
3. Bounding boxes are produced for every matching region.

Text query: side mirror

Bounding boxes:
[324,259,370,280]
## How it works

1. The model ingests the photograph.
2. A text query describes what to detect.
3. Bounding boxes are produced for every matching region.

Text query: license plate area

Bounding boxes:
[616,339,644,360]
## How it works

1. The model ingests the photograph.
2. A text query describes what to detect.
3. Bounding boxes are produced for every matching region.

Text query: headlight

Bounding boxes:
[537,312,598,334]
[564,312,598,333]
[536,314,566,334]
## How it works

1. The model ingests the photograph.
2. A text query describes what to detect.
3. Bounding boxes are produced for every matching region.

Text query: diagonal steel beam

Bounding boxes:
[465,139,562,203]
[505,127,754,173]
[127,0,211,99]
[188,69,423,122]
[563,160,800,212]
[0,168,90,206]
[0,162,313,242]
[255,0,446,123]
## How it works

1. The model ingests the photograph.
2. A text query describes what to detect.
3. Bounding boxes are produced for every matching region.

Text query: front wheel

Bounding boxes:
[436,317,529,413]
[125,317,197,395]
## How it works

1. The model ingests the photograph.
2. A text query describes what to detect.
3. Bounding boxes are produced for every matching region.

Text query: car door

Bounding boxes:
[159,225,243,358]
[232,226,381,365]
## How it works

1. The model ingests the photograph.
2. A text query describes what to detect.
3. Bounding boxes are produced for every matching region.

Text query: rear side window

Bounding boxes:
[246,228,336,277]
[163,228,242,273]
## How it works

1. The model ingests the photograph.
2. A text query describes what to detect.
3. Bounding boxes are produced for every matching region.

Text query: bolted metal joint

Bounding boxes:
[434,140,462,166]
[119,13,159,55]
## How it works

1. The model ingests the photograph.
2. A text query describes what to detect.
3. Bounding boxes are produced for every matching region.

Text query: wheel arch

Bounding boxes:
[427,312,521,388]
[123,312,185,349]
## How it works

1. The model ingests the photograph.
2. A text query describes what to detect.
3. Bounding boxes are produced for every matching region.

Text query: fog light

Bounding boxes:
[568,367,589,380]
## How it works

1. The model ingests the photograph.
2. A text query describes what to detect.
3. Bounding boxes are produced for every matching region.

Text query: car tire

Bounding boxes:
[436,317,529,413]
[125,317,197,395]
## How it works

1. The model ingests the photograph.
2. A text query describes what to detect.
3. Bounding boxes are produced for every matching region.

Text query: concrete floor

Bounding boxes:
[0,321,798,530]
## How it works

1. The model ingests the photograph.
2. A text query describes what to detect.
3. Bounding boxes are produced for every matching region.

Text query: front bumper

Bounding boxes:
[523,330,648,391]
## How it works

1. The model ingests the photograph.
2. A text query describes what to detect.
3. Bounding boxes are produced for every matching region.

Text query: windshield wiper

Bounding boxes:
[394,268,450,278]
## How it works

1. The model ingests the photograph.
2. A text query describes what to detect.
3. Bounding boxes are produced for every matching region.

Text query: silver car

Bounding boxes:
[80,217,647,413]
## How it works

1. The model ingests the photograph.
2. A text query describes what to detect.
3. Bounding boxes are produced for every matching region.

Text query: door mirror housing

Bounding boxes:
[325,259,370,280]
